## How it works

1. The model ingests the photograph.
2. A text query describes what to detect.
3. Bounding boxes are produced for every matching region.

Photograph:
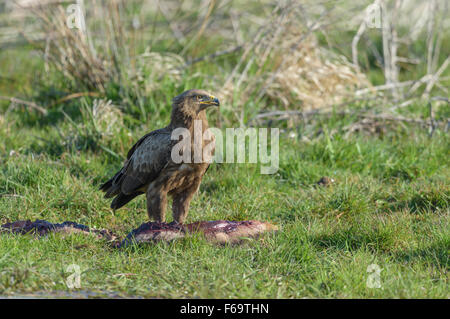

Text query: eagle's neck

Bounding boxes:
[169,104,209,133]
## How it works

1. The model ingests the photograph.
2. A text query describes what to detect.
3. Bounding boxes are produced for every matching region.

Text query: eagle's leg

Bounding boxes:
[172,181,200,224]
[146,188,167,223]
[172,194,191,224]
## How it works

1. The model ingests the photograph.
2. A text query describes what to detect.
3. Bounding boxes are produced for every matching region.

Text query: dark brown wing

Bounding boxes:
[120,129,174,194]
[100,128,174,209]
[126,131,154,160]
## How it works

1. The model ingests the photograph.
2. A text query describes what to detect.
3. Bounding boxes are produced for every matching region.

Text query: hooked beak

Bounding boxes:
[200,95,220,107]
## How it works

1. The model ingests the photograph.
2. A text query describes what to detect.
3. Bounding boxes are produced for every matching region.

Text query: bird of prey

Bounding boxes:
[100,89,219,224]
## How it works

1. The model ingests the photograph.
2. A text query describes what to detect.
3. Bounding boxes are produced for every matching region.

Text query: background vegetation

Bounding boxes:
[0,0,448,298]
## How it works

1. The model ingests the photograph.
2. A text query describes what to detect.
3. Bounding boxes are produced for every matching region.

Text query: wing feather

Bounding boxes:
[119,129,173,195]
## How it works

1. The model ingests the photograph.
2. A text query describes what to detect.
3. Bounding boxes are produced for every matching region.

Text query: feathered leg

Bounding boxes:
[172,180,201,224]
[147,188,167,222]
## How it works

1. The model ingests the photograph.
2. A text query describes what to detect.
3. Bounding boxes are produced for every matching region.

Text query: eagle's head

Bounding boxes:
[172,89,220,119]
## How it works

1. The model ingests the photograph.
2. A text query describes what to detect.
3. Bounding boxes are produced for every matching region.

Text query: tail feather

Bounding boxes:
[100,170,125,191]
[111,192,142,210]
[100,171,142,209]
[105,188,121,199]
[99,179,113,192]
[100,171,124,198]
[99,178,120,199]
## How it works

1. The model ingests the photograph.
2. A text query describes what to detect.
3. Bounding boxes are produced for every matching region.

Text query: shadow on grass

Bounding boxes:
[200,181,220,195]
[23,105,82,128]
[312,228,393,252]
[385,189,449,213]
[0,289,144,299]
[392,241,449,270]
[26,137,67,158]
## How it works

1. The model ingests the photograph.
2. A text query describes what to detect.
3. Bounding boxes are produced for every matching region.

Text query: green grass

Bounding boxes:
[0,109,448,297]
[0,1,449,298]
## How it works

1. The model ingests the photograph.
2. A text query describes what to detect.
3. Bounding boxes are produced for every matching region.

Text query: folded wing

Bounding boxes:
[100,129,173,209]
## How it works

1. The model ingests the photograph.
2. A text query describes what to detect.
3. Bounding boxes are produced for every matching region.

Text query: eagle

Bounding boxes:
[100,89,219,224]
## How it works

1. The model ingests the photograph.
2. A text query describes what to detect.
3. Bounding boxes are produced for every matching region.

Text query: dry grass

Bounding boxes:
[89,99,123,138]
[23,0,369,113]
[217,1,369,125]
[27,0,185,95]
[263,31,368,110]
[130,48,185,96]
[31,4,112,92]
[2,0,447,127]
